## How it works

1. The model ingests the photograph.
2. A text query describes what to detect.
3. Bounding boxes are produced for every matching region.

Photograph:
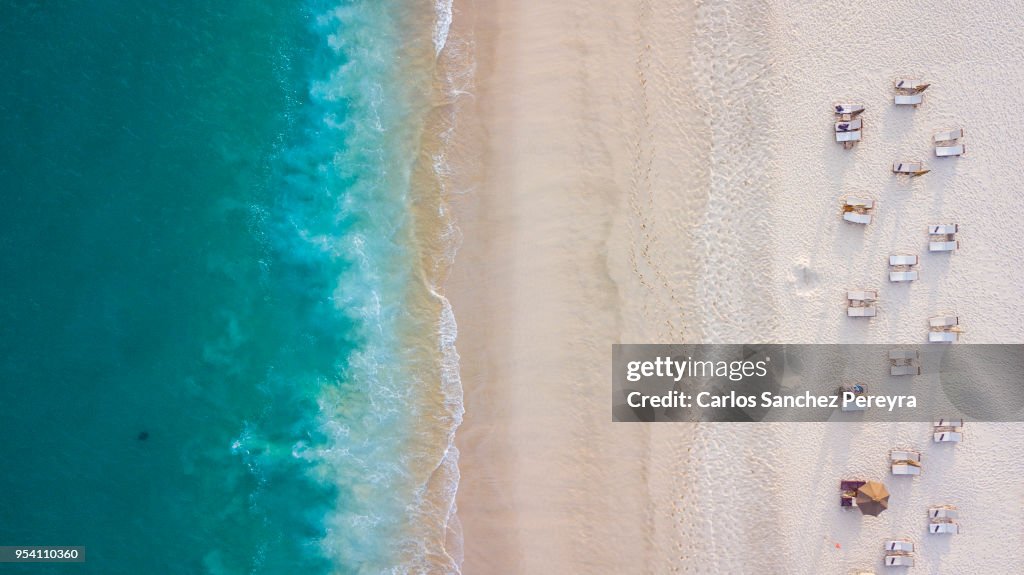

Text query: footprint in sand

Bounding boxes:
[789,262,819,295]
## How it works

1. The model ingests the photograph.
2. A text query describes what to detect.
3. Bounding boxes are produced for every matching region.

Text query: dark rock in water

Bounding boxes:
[137,431,149,441]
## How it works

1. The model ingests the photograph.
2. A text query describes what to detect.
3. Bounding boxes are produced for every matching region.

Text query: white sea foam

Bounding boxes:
[284,0,478,572]
[418,0,482,568]
[433,0,453,57]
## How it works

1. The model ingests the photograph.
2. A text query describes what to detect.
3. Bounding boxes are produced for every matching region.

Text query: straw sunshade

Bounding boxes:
[856,481,890,516]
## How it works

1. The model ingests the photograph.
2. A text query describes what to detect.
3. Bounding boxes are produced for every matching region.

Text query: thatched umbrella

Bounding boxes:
[856,481,889,516]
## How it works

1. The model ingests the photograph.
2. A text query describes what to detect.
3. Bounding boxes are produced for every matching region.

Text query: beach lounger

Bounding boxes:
[889,254,919,282]
[889,349,917,360]
[929,240,959,251]
[847,290,876,301]
[890,365,919,376]
[934,128,964,143]
[929,506,958,520]
[929,315,960,342]
[933,429,963,442]
[842,197,875,224]
[895,79,929,93]
[892,161,929,176]
[883,538,915,568]
[834,105,865,148]
[929,331,958,343]
[885,539,915,553]
[840,479,866,508]
[929,522,961,534]
[885,556,915,567]
[935,144,965,157]
[894,94,924,106]
[845,197,874,208]
[929,504,961,534]
[889,349,920,376]
[929,224,958,235]
[929,223,960,251]
[889,271,918,281]
[890,450,921,463]
[929,315,959,328]
[840,384,868,411]
[890,450,922,475]
[893,79,928,107]
[933,419,964,442]
[836,118,863,132]
[889,254,918,266]
[847,291,877,317]
[835,104,865,117]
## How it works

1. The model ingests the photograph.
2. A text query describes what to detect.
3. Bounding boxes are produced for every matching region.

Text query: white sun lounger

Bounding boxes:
[837,130,862,143]
[848,290,877,302]
[891,365,919,376]
[836,118,863,132]
[929,522,960,534]
[884,538,915,564]
[890,364,917,374]
[846,197,874,208]
[847,291,877,317]
[840,384,869,410]
[892,462,922,475]
[934,418,964,442]
[934,128,964,143]
[842,197,875,224]
[885,556,915,567]
[929,331,958,343]
[889,349,918,360]
[889,254,919,266]
[889,254,919,282]
[891,450,921,463]
[933,429,963,442]
[929,315,960,342]
[893,161,929,176]
[891,450,922,475]
[929,506,958,520]
[890,271,919,281]
[885,540,915,553]
[929,223,959,251]
[929,315,959,328]
[930,240,958,251]
[835,104,864,116]
[895,94,924,106]
[936,144,965,157]
[895,79,929,92]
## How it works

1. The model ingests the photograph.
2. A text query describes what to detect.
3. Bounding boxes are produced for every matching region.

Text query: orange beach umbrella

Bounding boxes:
[856,481,889,516]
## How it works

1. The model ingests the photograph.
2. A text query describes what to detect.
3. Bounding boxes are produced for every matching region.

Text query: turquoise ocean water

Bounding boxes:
[1,1,462,573]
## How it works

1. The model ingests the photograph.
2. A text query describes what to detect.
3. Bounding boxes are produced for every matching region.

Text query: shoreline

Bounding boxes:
[445,0,658,570]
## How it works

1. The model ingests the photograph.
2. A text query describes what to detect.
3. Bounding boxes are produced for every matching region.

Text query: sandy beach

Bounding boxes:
[445,0,1024,572]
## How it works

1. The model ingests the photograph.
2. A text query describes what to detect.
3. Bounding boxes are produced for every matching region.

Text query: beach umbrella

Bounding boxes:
[856,481,890,516]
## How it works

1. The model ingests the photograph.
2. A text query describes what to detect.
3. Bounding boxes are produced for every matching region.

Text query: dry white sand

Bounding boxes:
[445,0,1024,572]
